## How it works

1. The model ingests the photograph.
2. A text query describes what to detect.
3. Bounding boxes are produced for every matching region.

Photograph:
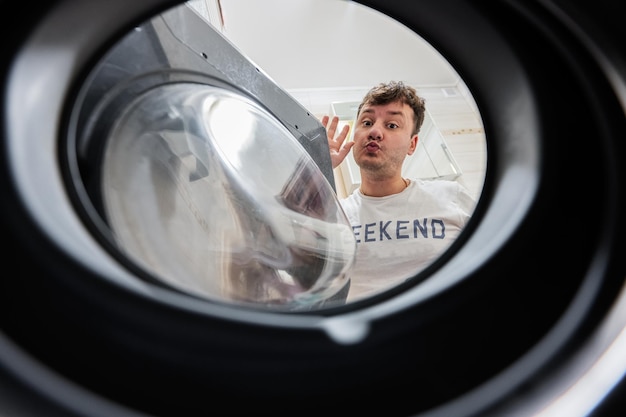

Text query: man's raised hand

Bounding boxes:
[321,115,354,169]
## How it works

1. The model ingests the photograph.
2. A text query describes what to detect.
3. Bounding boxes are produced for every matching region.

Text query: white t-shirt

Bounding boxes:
[340,179,475,300]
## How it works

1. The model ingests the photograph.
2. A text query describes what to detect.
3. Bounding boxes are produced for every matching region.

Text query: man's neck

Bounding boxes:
[359,176,409,197]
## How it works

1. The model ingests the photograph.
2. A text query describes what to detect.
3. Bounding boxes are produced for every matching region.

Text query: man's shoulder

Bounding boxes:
[410,178,476,213]
[411,178,475,203]
[412,178,465,192]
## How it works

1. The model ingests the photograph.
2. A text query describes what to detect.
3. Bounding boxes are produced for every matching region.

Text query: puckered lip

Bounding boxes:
[364,141,380,152]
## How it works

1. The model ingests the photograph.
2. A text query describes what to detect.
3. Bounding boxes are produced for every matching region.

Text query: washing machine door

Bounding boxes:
[1,1,625,417]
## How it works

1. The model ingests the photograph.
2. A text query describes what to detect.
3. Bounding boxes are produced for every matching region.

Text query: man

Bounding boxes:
[322,81,475,301]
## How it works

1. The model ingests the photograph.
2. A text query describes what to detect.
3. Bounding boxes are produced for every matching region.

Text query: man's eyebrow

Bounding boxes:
[359,108,404,117]
[380,110,406,120]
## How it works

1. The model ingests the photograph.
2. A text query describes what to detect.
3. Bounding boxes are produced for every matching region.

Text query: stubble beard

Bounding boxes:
[357,152,404,180]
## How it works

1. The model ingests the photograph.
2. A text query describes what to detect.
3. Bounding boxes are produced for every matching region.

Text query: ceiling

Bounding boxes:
[208,0,464,114]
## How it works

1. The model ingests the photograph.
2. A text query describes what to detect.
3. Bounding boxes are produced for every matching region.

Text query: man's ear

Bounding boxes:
[407,134,418,155]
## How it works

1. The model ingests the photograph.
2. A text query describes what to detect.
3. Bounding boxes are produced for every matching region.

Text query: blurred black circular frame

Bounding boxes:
[1,0,625,416]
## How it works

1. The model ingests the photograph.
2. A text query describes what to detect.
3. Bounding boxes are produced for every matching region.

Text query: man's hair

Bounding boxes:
[357,81,426,135]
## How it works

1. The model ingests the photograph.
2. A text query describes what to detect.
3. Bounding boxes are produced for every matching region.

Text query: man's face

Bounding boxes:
[352,100,418,178]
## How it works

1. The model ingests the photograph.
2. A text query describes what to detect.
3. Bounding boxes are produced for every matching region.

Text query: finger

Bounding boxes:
[321,115,329,128]
[326,116,339,140]
[340,140,355,157]
[332,123,350,147]
[330,138,354,169]
[339,123,350,141]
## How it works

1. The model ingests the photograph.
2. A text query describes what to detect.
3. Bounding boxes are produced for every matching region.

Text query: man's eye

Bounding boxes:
[388,123,399,129]
[362,120,372,126]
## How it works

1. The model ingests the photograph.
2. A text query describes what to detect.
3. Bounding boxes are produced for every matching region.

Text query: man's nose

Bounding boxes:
[368,124,383,140]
